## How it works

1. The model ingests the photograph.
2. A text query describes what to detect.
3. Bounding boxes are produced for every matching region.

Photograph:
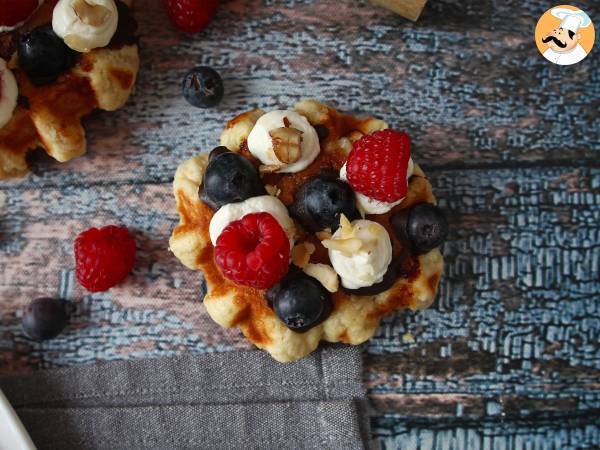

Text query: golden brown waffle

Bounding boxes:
[170,100,444,362]
[0,0,139,179]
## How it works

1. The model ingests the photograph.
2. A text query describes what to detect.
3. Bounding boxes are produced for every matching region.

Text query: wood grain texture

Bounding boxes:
[1,0,599,448]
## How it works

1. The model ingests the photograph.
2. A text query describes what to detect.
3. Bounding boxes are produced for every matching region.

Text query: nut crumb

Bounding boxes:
[291,242,316,268]
[304,263,339,293]
[316,230,333,241]
[259,164,283,173]
[265,184,281,197]
[402,333,415,344]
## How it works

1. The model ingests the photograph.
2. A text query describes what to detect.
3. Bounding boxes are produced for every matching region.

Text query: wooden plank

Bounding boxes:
[1,167,597,422]
[1,0,598,445]
[372,412,600,450]
[1,0,598,188]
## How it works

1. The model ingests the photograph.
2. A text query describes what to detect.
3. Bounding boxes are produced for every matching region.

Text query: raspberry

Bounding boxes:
[74,225,136,292]
[163,0,219,34]
[0,0,40,28]
[346,129,411,203]
[214,212,290,289]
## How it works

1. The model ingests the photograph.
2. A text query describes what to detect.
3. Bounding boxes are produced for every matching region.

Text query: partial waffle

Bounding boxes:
[0,0,138,179]
[170,100,444,362]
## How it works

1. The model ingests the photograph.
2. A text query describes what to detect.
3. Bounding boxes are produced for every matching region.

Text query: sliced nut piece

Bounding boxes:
[337,137,353,155]
[322,237,363,254]
[339,214,354,239]
[259,164,283,173]
[303,263,339,293]
[72,0,112,26]
[347,130,364,144]
[291,242,316,268]
[316,230,332,241]
[360,118,388,134]
[269,126,303,164]
[402,333,416,344]
[265,184,281,197]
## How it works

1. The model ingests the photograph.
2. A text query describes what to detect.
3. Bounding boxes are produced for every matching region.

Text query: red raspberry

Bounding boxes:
[0,0,40,28]
[346,129,411,203]
[214,212,290,289]
[74,226,136,292]
[163,0,219,34]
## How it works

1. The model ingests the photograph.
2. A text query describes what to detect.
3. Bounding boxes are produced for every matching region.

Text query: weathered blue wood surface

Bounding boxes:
[1,0,599,448]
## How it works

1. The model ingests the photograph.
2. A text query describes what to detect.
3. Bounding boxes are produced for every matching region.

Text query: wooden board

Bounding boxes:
[1,0,599,448]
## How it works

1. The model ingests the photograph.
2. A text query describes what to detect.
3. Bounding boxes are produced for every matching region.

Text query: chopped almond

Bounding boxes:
[304,263,339,293]
[269,127,303,164]
[265,184,281,197]
[339,214,354,239]
[347,130,364,144]
[291,242,316,268]
[72,0,112,26]
[316,230,333,241]
[322,237,363,254]
[259,164,283,173]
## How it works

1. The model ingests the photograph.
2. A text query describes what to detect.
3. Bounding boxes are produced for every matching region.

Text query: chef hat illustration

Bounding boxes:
[551,8,592,33]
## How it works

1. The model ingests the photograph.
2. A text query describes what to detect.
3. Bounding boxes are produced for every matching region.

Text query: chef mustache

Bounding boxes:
[542,35,567,48]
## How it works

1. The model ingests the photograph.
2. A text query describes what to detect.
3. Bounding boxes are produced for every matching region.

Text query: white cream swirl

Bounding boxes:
[324,218,392,290]
[52,0,118,52]
[340,159,414,215]
[247,110,320,173]
[209,195,296,248]
[0,58,18,129]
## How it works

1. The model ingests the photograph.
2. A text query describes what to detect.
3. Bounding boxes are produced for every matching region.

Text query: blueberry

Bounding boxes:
[290,172,360,233]
[201,151,265,209]
[391,203,448,254]
[208,145,230,161]
[22,298,70,341]
[18,26,78,86]
[267,270,332,332]
[182,66,224,108]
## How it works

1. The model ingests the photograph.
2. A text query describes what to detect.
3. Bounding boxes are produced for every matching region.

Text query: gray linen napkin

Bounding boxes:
[1,346,370,450]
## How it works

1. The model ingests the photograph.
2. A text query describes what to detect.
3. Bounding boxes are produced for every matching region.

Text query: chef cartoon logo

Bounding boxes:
[535,5,594,65]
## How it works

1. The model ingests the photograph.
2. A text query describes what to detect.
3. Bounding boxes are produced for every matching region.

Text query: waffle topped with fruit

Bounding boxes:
[0,0,138,179]
[170,100,447,362]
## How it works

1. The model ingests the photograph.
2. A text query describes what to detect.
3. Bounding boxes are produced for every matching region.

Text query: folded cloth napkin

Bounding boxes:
[0,346,370,450]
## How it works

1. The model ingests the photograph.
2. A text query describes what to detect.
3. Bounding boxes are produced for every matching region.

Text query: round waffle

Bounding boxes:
[170,100,444,362]
[0,0,139,179]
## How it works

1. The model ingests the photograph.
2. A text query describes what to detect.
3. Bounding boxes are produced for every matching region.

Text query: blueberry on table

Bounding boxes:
[182,66,224,108]
[290,172,360,233]
[21,297,70,341]
[17,26,77,86]
[201,151,265,209]
[267,270,332,332]
[391,203,448,254]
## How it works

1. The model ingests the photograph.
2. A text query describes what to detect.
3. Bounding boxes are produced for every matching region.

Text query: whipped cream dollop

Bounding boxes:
[247,110,320,173]
[340,159,414,215]
[323,216,392,290]
[0,58,18,129]
[209,195,296,248]
[52,0,118,52]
